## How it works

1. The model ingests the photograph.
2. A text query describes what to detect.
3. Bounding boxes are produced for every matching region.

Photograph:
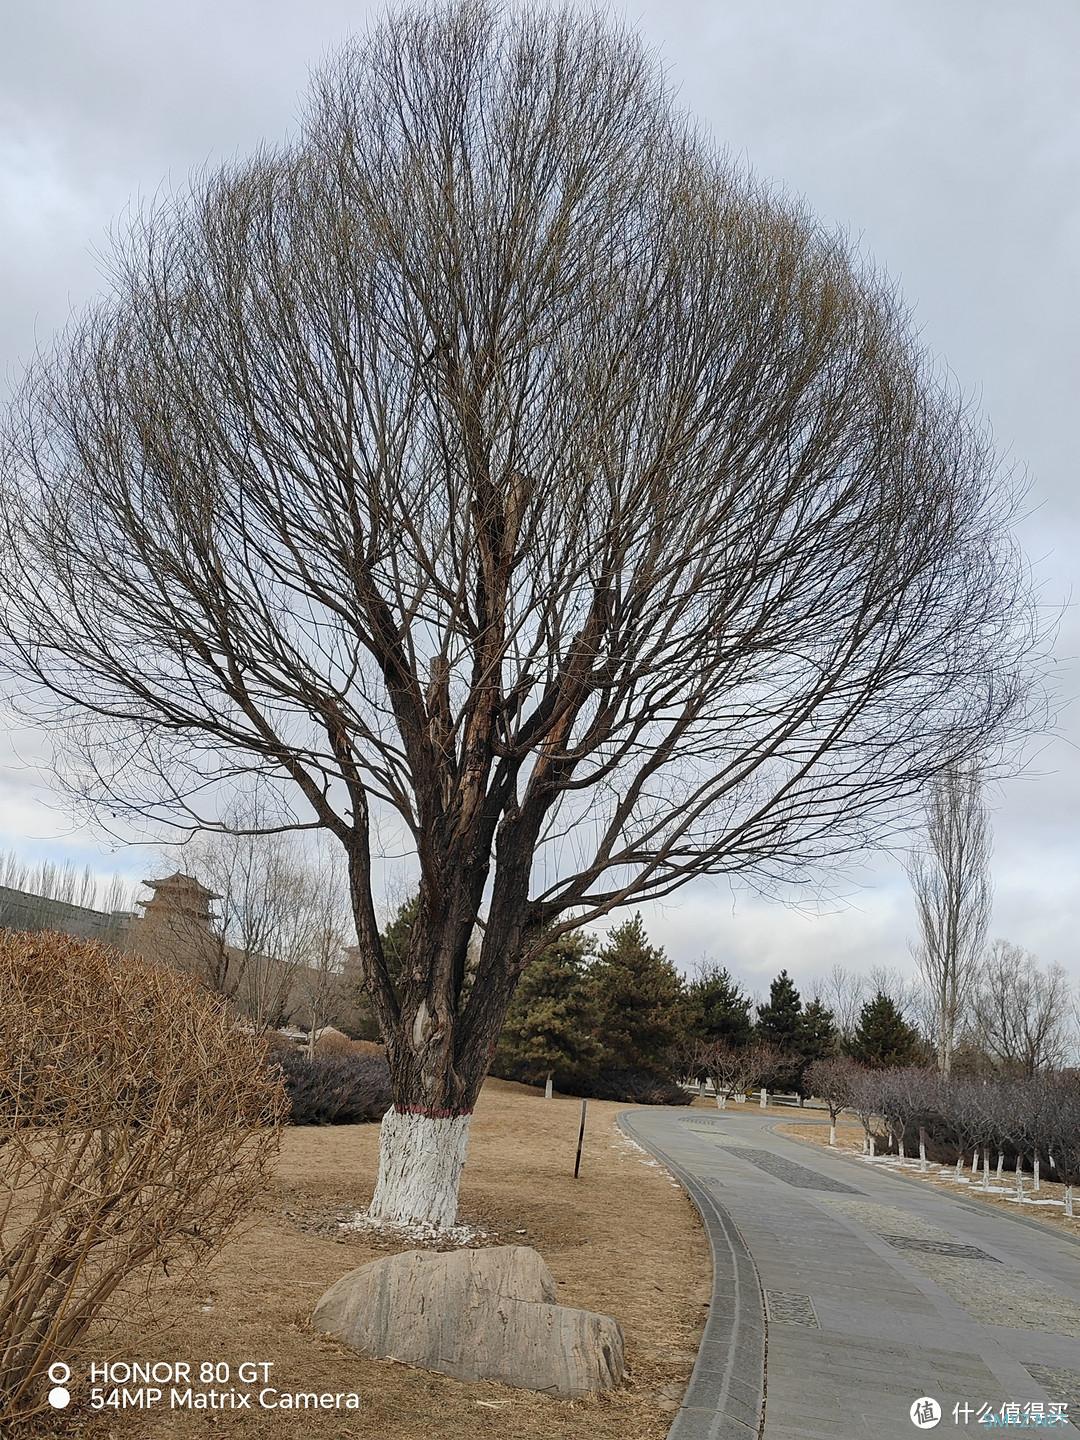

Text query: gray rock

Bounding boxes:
[312,1244,624,1398]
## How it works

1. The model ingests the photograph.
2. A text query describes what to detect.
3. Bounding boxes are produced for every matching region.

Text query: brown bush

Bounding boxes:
[311,1027,355,1056]
[0,930,286,1429]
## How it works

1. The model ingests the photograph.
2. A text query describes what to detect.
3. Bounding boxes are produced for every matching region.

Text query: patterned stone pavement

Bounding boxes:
[622,1108,1080,1440]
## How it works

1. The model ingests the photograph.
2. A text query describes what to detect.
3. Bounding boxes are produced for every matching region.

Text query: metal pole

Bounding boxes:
[573,1099,587,1178]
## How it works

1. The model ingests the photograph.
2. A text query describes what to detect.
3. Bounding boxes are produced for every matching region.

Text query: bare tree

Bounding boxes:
[695,1039,777,1109]
[291,854,355,1052]
[847,1069,885,1157]
[171,825,353,1035]
[972,940,1073,1076]
[1047,1080,1080,1219]
[0,5,1040,1226]
[908,768,993,1076]
[804,1055,858,1145]
[811,966,866,1046]
[0,848,135,936]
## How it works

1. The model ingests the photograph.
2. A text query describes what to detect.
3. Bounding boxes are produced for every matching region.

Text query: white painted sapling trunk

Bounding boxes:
[982,1150,990,1189]
[1015,1155,1024,1203]
[1066,1186,1074,1219]
[919,1128,928,1172]
[369,1107,472,1229]
[716,1091,728,1109]
[829,1121,836,1147]
[970,1149,979,1176]
[996,1152,1004,1181]
[544,1073,553,1101]
[1033,1153,1041,1191]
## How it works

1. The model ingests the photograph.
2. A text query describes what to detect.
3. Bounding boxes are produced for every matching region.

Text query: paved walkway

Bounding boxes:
[622,1108,1080,1440]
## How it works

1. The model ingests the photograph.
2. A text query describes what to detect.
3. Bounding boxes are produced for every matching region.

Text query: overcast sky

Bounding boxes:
[1,0,1077,998]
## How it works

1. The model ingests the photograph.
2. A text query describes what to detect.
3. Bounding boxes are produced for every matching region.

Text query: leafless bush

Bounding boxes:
[0,931,285,1430]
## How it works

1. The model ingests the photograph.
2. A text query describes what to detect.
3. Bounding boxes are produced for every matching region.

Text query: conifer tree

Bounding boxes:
[493,931,601,1094]
[685,963,753,1048]
[591,915,683,1076]
[756,970,806,1095]
[847,991,923,1067]
[800,998,838,1064]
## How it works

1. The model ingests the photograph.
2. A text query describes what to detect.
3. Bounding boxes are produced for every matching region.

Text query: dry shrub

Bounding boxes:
[311,1027,355,1056]
[0,930,286,1429]
[276,1049,391,1125]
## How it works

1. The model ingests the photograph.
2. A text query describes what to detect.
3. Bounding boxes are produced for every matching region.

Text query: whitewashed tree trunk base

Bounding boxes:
[1034,1155,1041,1191]
[369,1108,472,1229]
[829,1123,836,1147]
[760,1089,768,1108]
[716,1093,728,1109]
[544,1075,553,1101]
[1066,1186,1074,1219]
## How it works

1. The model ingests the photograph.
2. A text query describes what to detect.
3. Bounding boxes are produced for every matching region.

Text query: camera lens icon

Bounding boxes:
[48,1362,71,1385]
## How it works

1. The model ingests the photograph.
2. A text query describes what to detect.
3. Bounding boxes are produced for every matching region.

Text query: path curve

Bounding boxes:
[621,1106,1080,1440]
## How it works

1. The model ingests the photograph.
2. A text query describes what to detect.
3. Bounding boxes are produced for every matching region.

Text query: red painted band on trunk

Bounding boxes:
[395,1103,474,1120]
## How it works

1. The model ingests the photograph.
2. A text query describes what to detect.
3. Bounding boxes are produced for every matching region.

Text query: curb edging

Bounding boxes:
[618,1110,766,1440]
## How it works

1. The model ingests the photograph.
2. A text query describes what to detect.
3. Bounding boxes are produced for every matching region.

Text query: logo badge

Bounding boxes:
[910,1397,942,1429]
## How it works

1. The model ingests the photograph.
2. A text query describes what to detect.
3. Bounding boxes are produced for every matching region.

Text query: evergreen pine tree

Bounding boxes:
[493,931,602,1093]
[685,963,753,1048]
[795,998,838,1101]
[590,914,683,1076]
[755,969,805,1094]
[380,894,420,982]
[349,894,420,1040]
[800,998,838,1064]
[847,991,922,1067]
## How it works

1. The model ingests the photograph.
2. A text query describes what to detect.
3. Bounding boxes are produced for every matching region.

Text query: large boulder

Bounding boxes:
[312,1244,624,1398]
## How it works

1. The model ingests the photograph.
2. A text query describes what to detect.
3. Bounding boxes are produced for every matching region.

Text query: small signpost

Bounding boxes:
[573,1099,587,1178]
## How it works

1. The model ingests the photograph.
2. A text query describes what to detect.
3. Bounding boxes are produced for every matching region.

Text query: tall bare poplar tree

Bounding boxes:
[908,767,993,1076]
[0,3,1039,1226]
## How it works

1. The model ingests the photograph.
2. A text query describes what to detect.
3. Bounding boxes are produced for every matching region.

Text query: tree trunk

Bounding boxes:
[829,1121,836,1147]
[759,1088,768,1108]
[1033,1153,1041,1191]
[996,1151,1004,1180]
[544,1072,554,1101]
[716,1091,728,1109]
[1066,1186,1074,1219]
[982,1150,990,1189]
[369,1108,472,1228]
[1015,1155,1024,1202]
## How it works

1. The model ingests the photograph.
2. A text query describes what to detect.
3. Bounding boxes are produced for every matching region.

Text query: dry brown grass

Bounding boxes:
[777,1114,1080,1238]
[45,1081,707,1440]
